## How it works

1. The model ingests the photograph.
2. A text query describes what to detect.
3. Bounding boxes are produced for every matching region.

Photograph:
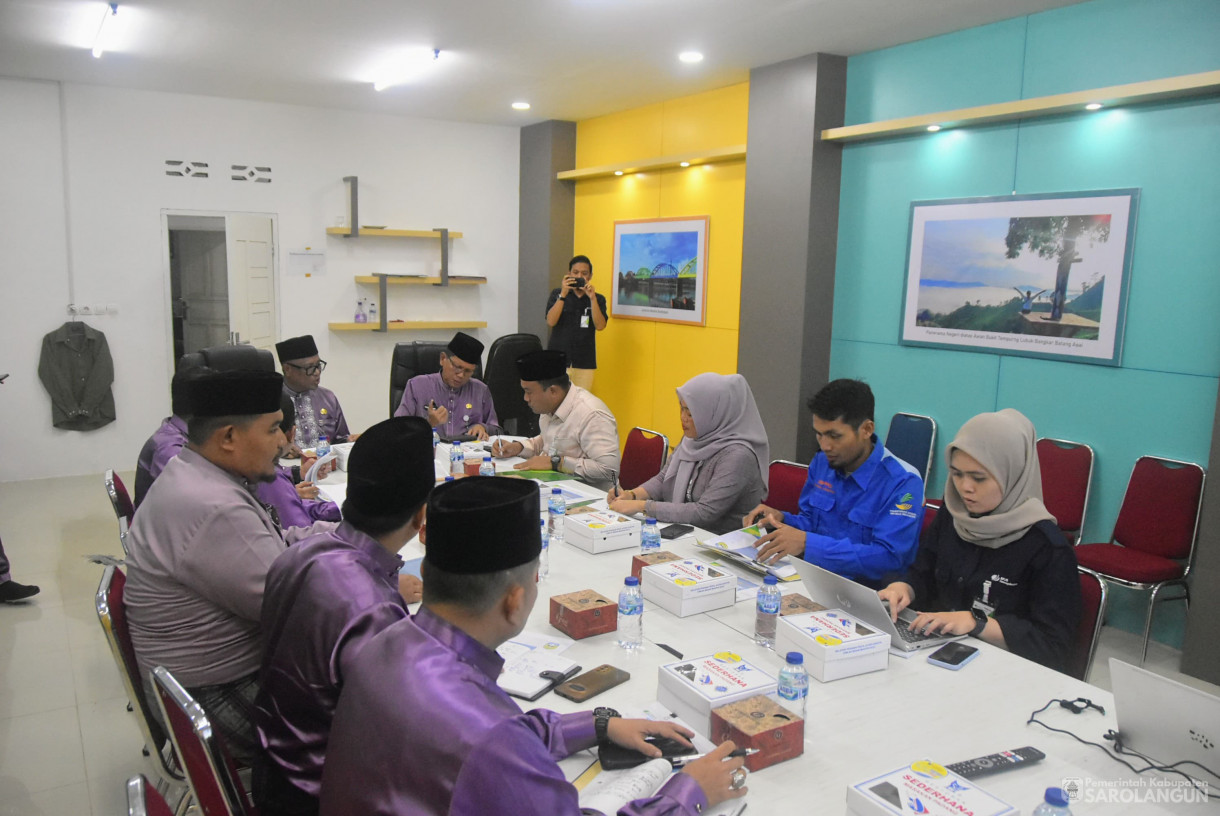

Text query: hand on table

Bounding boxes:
[491,439,524,459]
[514,455,552,472]
[468,424,490,442]
[294,481,320,500]
[753,524,806,565]
[905,609,975,636]
[877,582,914,622]
[604,718,693,757]
[680,741,749,808]
[607,496,645,516]
[398,574,423,605]
[742,503,785,530]
[426,402,449,428]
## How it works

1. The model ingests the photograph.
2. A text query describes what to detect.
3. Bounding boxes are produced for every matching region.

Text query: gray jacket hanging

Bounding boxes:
[38,321,116,431]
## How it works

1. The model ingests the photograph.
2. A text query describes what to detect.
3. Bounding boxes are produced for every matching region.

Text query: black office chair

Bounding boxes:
[177,345,274,373]
[389,341,483,417]
[483,333,542,437]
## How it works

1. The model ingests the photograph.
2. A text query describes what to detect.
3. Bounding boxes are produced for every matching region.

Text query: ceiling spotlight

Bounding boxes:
[512,101,531,111]
[614,170,623,176]
[679,51,704,64]
[926,124,941,132]
[373,48,441,92]
[1085,102,1103,111]
[679,162,690,167]
[92,3,118,58]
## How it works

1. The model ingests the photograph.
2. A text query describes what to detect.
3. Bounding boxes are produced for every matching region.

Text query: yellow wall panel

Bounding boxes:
[661,83,749,155]
[594,319,658,436]
[575,102,664,168]
[647,324,741,445]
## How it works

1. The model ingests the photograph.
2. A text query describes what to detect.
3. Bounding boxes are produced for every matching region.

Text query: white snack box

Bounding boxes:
[657,652,778,737]
[641,559,734,617]
[564,510,641,554]
[775,608,890,682]
[847,760,1018,816]
[331,442,355,471]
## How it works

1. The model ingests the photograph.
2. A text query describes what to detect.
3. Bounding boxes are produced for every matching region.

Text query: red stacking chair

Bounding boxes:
[96,566,191,813]
[765,460,808,516]
[128,773,176,816]
[619,427,670,490]
[105,468,135,555]
[1074,456,1205,666]
[152,666,259,816]
[1037,438,1095,546]
[1067,568,1108,681]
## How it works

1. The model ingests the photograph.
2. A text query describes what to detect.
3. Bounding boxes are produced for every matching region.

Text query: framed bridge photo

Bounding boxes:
[611,216,709,326]
[899,189,1139,366]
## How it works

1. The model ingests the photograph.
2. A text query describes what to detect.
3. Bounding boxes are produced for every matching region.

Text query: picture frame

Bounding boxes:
[611,216,709,326]
[899,189,1139,366]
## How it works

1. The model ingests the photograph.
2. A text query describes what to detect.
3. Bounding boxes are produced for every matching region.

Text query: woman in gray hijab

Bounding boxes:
[878,409,1081,672]
[607,372,769,535]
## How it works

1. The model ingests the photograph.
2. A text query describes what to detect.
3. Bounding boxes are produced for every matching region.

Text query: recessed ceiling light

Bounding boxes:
[926,125,941,132]
[92,3,118,58]
[679,162,690,167]
[373,48,441,92]
[1085,102,1103,111]
[679,51,704,64]
[614,170,623,176]
[512,101,531,111]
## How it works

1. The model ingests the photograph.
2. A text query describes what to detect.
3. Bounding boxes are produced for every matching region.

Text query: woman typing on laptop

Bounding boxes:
[877,409,1081,672]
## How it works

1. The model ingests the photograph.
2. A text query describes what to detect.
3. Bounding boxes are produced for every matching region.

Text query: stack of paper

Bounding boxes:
[695,526,800,581]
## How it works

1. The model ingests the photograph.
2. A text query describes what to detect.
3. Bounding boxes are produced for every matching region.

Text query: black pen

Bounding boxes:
[656,643,683,659]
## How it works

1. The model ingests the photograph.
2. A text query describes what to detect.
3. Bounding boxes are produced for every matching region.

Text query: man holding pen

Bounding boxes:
[396,332,500,441]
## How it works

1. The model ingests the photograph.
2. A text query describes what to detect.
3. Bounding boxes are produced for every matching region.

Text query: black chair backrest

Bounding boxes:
[178,345,275,373]
[484,333,542,437]
[389,341,483,417]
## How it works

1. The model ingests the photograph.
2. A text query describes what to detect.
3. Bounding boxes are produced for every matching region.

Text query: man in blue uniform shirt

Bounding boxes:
[746,379,923,587]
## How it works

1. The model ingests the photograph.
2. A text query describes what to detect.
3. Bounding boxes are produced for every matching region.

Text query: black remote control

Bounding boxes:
[946,746,1046,779]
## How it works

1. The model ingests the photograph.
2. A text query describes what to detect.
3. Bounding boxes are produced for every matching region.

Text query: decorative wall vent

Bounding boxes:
[165,160,209,178]
[231,165,272,183]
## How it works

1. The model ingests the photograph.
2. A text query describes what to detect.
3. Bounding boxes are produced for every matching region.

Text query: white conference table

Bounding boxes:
[313,443,1212,815]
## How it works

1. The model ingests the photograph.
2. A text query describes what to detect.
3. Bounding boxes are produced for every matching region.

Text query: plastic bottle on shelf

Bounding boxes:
[754,575,781,648]
[1031,788,1073,816]
[450,445,464,477]
[548,488,565,548]
[640,517,661,553]
[617,576,643,650]
[315,435,331,458]
[777,651,809,718]
[539,518,550,580]
[367,300,378,324]
[354,299,367,324]
[479,456,495,476]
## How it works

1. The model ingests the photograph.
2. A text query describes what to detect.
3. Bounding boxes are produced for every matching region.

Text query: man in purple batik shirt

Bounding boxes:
[254,416,434,816]
[134,366,210,509]
[320,477,749,816]
[276,335,355,452]
[395,331,500,441]
[257,394,342,531]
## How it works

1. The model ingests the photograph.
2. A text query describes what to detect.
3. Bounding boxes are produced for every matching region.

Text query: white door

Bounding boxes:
[225,214,277,349]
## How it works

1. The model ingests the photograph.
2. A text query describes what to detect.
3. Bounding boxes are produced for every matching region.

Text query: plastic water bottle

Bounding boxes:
[1032,788,1073,816]
[640,517,661,553]
[539,518,550,580]
[367,301,377,324]
[354,299,367,323]
[617,576,643,650]
[450,445,464,477]
[433,430,439,449]
[548,488,565,547]
[755,575,781,648]
[315,435,331,458]
[777,651,809,718]
[479,456,494,476]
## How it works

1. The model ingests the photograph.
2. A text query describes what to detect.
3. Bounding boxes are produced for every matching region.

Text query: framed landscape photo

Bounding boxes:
[899,189,1139,366]
[611,216,709,326]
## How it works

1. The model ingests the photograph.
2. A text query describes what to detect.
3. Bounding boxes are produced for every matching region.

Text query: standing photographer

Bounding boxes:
[544,255,608,392]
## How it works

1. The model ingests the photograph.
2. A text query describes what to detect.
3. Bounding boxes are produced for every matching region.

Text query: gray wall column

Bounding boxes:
[738,53,846,462]
[518,120,576,343]
[1181,378,1220,685]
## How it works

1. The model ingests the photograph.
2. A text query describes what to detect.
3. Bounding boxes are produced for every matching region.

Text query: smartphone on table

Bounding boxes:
[554,664,630,702]
[660,523,694,540]
[927,641,979,670]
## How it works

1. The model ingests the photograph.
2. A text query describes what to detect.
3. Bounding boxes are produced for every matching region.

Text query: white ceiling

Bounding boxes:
[0,0,1086,126]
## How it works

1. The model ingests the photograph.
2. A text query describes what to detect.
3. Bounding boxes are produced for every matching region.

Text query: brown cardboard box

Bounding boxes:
[549,590,617,639]
[709,695,804,771]
[630,550,683,580]
[780,593,827,616]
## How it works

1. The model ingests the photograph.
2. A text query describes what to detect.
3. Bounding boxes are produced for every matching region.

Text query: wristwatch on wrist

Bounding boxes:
[593,707,620,744]
[969,607,989,638]
[551,454,562,472]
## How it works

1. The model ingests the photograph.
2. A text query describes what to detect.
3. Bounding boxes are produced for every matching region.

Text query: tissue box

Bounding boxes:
[641,559,734,617]
[564,510,641,554]
[847,761,1017,816]
[630,550,683,580]
[775,609,890,682]
[780,593,827,616]
[657,652,778,738]
[710,695,804,771]
[549,590,617,639]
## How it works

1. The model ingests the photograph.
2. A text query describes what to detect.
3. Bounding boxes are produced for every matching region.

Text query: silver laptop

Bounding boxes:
[1111,659,1220,781]
[790,560,964,652]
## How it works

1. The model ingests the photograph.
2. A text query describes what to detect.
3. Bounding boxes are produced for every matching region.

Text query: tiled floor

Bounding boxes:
[1,472,1216,815]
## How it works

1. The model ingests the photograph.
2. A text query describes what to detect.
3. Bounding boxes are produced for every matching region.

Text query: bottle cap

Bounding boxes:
[552,487,562,494]
[785,651,803,665]
[1044,788,1069,807]
[444,476,454,482]
[483,456,491,462]
[763,575,778,585]
[645,517,657,525]
[624,576,639,586]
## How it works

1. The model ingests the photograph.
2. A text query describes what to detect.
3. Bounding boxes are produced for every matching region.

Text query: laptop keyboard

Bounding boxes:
[895,613,941,642]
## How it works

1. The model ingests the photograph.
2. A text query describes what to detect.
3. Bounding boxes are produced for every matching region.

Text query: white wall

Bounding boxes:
[0,78,521,481]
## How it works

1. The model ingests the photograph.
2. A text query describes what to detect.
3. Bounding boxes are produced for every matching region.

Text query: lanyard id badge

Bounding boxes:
[580,306,591,329]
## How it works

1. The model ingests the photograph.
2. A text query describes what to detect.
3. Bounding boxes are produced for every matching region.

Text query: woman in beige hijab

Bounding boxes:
[878,409,1081,672]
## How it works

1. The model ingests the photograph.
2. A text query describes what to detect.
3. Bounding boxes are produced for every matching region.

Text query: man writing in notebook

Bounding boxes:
[320,476,747,815]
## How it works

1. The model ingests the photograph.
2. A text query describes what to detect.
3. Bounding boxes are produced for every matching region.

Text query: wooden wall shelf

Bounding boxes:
[354,275,485,286]
[556,144,746,182]
[326,227,464,239]
[329,321,488,332]
[821,70,1220,144]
